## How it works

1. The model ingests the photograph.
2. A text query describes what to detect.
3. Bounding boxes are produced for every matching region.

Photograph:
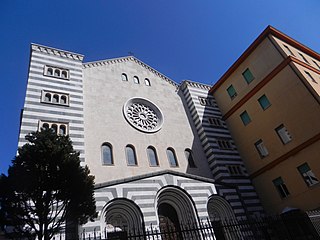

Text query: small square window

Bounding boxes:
[258,95,271,110]
[242,68,255,84]
[273,177,290,198]
[254,139,269,158]
[227,85,237,99]
[275,124,292,144]
[240,111,251,126]
[297,163,319,187]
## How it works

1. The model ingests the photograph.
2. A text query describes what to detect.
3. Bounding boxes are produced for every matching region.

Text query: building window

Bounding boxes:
[283,45,294,56]
[275,124,292,144]
[240,111,251,126]
[122,73,128,81]
[305,71,317,83]
[133,76,140,84]
[254,139,269,158]
[227,85,237,99]
[298,53,309,64]
[44,65,69,80]
[166,148,178,167]
[242,68,255,84]
[147,146,159,166]
[273,177,290,198]
[258,95,271,110]
[145,78,151,86]
[208,117,223,127]
[102,143,113,165]
[198,96,215,106]
[39,121,68,136]
[184,149,196,168]
[41,90,69,106]
[312,60,320,70]
[297,163,319,187]
[126,145,137,166]
[217,139,233,150]
[227,165,243,176]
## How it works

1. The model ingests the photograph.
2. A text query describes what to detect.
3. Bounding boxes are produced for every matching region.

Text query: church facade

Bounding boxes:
[17,43,263,235]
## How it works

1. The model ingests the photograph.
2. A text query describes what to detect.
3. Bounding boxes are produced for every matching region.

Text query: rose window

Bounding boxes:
[123,98,163,133]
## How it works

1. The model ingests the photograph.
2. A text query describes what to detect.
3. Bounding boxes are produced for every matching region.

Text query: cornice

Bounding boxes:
[83,56,179,88]
[31,43,84,61]
[180,80,211,91]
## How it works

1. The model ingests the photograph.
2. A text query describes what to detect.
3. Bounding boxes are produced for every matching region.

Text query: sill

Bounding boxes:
[44,74,70,81]
[102,164,114,166]
[262,104,271,111]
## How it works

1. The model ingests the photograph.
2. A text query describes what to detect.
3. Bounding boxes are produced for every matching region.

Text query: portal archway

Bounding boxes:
[156,186,198,226]
[207,195,235,221]
[103,198,144,233]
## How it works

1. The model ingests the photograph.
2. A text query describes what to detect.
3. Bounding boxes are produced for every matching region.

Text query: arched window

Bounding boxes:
[185,149,196,168]
[60,95,67,104]
[126,145,137,166]
[144,78,151,86]
[53,94,59,103]
[47,68,53,76]
[54,69,60,77]
[51,124,58,133]
[45,93,51,102]
[42,123,49,130]
[102,143,113,165]
[167,148,178,167]
[133,76,140,84]
[59,125,66,135]
[121,73,128,81]
[147,146,159,166]
[61,70,68,79]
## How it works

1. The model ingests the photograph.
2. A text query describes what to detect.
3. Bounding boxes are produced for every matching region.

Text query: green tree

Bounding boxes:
[0,129,97,239]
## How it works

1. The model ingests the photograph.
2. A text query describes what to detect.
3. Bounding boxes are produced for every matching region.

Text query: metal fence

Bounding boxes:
[51,210,320,240]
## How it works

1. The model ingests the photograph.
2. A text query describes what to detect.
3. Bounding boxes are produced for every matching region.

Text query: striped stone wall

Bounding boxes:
[179,81,264,218]
[81,171,217,233]
[18,44,85,162]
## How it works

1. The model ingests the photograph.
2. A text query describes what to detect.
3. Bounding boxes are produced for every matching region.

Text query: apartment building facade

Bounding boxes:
[210,26,320,214]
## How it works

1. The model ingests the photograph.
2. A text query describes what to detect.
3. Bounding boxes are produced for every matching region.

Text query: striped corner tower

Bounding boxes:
[179,80,264,219]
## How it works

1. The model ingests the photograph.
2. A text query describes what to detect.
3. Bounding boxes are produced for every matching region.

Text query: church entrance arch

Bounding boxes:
[156,186,198,238]
[103,198,144,236]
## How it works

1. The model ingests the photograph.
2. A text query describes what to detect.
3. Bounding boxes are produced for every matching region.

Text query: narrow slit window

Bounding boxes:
[133,76,140,84]
[126,145,137,166]
[147,146,159,166]
[53,94,59,103]
[254,139,269,158]
[184,149,196,168]
[45,93,51,102]
[166,148,178,167]
[59,125,66,135]
[299,53,309,63]
[122,73,128,81]
[102,143,113,165]
[54,69,61,77]
[145,78,151,86]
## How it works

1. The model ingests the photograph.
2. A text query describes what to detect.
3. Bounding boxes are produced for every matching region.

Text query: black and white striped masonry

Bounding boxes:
[179,80,264,219]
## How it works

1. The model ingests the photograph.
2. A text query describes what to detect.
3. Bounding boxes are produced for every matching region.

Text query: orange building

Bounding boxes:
[210,26,320,214]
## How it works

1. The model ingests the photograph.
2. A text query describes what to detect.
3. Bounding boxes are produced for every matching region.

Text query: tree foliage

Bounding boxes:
[0,129,97,239]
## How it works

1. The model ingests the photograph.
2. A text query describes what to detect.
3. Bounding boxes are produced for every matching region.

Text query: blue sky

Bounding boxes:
[1,0,319,174]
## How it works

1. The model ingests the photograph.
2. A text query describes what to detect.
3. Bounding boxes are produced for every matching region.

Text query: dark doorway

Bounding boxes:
[158,203,183,240]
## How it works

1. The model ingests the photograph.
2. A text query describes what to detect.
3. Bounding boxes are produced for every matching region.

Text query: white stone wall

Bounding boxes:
[83,57,212,184]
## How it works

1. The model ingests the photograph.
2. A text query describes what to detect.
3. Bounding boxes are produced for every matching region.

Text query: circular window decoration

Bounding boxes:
[123,98,164,133]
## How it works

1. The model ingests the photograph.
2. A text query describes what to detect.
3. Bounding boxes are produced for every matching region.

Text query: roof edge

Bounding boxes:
[209,25,320,93]
[31,43,84,61]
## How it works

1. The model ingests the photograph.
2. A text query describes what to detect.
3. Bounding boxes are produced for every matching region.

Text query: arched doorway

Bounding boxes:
[103,198,144,237]
[156,186,199,239]
[158,203,182,239]
[207,195,236,240]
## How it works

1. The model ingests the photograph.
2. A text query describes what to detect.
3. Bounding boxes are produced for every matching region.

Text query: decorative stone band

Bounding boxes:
[123,97,164,133]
